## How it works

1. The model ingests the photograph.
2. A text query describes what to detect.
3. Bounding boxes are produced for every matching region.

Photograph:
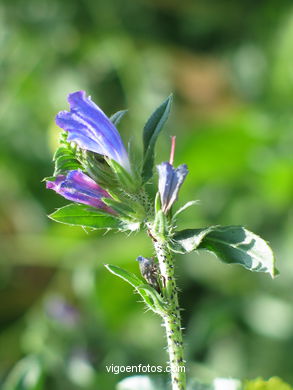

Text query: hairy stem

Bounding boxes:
[153,237,186,390]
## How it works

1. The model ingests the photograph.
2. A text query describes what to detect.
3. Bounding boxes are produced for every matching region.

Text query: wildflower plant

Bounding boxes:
[46,91,277,390]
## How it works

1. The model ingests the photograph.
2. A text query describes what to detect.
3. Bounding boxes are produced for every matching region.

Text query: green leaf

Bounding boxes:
[172,200,199,221]
[84,151,118,191]
[52,144,82,176]
[102,197,145,223]
[102,197,136,218]
[173,226,277,278]
[171,226,216,254]
[105,264,144,288]
[105,264,154,308]
[3,355,43,390]
[141,94,173,183]
[105,265,166,313]
[137,284,167,312]
[49,204,122,230]
[54,155,81,175]
[110,109,128,126]
[107,159,139,193]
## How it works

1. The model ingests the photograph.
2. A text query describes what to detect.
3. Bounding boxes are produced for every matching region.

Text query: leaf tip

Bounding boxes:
[271,266,280,279]
[164,93,173,112]
[47,211,57,221]
[167,92,173,102]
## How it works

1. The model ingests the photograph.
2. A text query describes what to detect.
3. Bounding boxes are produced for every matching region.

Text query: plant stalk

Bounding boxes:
[152,237,186,390]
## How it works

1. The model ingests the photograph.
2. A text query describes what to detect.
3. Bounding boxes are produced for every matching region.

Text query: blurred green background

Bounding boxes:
[1,0,293,388]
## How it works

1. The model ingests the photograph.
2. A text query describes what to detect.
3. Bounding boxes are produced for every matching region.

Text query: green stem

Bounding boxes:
[152,237,186,390]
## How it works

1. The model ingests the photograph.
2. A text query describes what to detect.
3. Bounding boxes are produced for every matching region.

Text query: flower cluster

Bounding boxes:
[47,91,133,214]
[46,91,187,224]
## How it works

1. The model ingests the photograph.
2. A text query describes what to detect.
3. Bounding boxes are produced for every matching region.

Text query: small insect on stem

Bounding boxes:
[136,256,161,293]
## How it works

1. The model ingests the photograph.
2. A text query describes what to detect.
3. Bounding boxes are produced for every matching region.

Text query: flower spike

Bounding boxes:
[46,169,115,214]
[55,91,131,172]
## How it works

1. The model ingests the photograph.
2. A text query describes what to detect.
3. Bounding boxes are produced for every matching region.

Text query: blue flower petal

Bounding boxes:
[56,91,131,172]
[46,169,115,213]
[157,162,188,213]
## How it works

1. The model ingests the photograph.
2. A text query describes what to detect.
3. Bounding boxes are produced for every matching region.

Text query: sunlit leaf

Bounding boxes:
[173,226,277,277]
[105,265,166,313]
[105,264,154,309]
[171,226,216,254]
[53,134,82,176]
[49,204,122,229]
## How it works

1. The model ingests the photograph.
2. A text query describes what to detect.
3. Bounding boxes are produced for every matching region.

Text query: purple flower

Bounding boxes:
[157,162,188,213]
[56,91,131,172]
[45,296,80,327]
[46,169,115,214]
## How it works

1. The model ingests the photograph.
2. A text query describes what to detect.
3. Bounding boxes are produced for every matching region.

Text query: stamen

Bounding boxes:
[169,136,176,166]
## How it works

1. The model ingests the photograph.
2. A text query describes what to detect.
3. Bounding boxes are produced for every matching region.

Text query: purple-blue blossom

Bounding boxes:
[46,169,115,214]
[56,91,131,172]
[45,297,80,327]
[157,162,188,213]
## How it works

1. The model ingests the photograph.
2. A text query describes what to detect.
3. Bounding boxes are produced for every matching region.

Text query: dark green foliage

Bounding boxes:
[141,95,173,183]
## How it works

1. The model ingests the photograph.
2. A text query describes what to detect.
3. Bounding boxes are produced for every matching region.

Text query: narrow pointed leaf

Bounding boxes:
[49,204,121,229]
[142,95,173,183]
[137,284,167,312]
[173,226,277,278]
[110,109,128,126]
[105,264,155,309]
[172,200,199,221]
[108,159,138,193]
[105,264,144,288]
